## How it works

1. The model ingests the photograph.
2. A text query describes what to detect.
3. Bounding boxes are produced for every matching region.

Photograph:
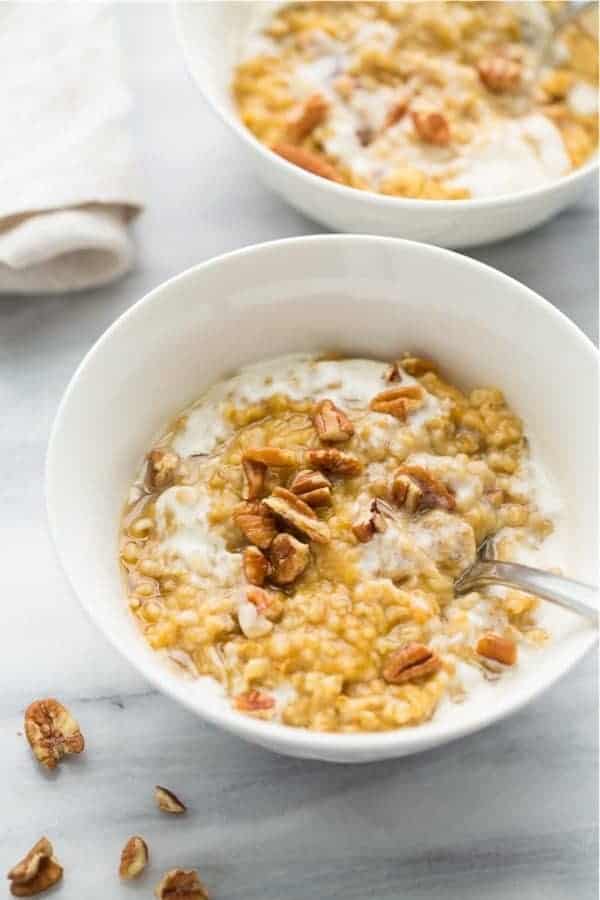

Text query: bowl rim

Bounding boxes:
[46,234,598,758]
[173,0,599,213]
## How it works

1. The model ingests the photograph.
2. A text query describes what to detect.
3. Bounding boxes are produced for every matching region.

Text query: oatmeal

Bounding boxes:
[120,354,559,733]
[232,1,598,199]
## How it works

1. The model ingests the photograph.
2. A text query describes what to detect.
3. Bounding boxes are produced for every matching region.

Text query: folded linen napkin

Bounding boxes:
[0,3,142,294]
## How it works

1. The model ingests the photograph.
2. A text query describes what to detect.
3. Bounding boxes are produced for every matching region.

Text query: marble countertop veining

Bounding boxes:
[0,4,597,899]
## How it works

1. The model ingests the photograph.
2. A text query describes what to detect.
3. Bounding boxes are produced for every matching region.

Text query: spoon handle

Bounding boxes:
[455,559,599,621]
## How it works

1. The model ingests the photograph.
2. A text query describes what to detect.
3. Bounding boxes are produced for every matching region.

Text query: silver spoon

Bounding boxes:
[455,536,599,622]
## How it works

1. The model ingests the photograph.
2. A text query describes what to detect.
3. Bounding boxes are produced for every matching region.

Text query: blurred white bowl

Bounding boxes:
[174,0,598,248]
[47,235,597,763]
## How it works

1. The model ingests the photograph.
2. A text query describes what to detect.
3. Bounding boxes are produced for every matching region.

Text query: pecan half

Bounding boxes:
[234,690,276,712]
[313,399,354,442]
[9,864,63,897]
[272,143,343,182]
[352,498,394,543]
[154,869,209,900]
[8,838,63,897]
[233,501,277,549]
[411,109,451,146]
[392,465,456,513]
[401,356,437,377]
[8,839,53,885]
[477,56,522,93]
[264,487,330,544]
[272,486,316,517]
[146,448,180,492]
[289,469,332,507]
[370,384,424,419]
[476,632,517,666]
[155,785,187,814]
[382,643,442,684]
[243,546,271,586]
[24,699,84,769]
[242,458,266,500]
[269,532,311,585]
[243,447,298,467]
[285,92,329,143]
[306,448,363,477]
[119,836,149,880]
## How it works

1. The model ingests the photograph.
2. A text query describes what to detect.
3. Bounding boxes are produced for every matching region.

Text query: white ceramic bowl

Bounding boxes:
[174,1,598,249]
[47,235,597,763]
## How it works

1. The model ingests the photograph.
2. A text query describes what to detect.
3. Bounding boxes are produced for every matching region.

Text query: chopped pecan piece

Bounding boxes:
[154,868,209,900]
[269,533,311,585]
[243,447,298,467]
[411,109,451,146]
[352,498,395,543]
[243,546,271,586]
[272,143,343,182]
[352,519,378,544]
[289,469,332,507]
[306,448,363,477]
[384,98,408,129]
[8,838,63,897]
[233,501,277,549]
[247,586,284,621]
[384,361,402,383]
[119,836,149,880]
[477,56,522,93]
[370,384,424,419]
[313,399,354,442]
[146,448,180,491]
[155,785,187,814]
[234,690,275,712]
[401,356,437,377]
[264,487,330,544]
[476,632,517,666]
[242,457,266,500]
[382,643,442,684]
[392,471,423,513]
[392,465,455,513]
[246,585,271,613]
[24,699,84,769]
[285,92,329,143]
[357,124,375,146]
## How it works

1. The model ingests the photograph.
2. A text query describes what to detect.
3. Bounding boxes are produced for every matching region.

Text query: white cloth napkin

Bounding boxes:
[0,3,143,294]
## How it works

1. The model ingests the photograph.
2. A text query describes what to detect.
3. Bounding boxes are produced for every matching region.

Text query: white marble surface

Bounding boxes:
[1,4,597,898]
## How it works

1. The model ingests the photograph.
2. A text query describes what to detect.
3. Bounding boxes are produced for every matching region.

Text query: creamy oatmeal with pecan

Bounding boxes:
[120,354,562,733]
[233,1,598,199]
